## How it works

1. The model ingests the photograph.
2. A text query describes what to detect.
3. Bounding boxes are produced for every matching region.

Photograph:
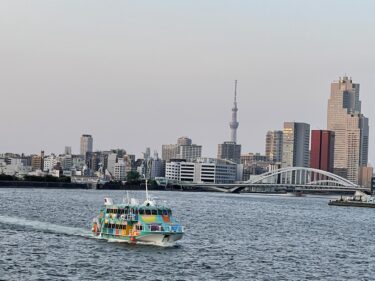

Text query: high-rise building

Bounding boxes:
[106,153,117,176]
[217,141,241,164]
[177,137,192,146]
[80,134,93,156]
[162,137,202,162]
[310,130,335,172]
[177,145,202,162]
[282,122,310,168]
[327,76,369,183]
[162,144,179,162]
[265,130,283,162]
[114,160,126,181]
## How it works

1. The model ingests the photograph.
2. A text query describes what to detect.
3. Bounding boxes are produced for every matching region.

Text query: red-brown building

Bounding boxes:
[310,130,335,172]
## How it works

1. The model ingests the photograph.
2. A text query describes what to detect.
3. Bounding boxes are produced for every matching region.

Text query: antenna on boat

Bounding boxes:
[143,174,150,201]
[145,178,150,201]
[126,190,130,204]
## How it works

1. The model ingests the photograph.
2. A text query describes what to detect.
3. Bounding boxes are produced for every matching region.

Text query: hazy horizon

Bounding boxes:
[1,1,375,164]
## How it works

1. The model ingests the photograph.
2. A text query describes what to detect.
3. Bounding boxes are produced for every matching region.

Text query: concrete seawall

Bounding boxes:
[0,181,91,189]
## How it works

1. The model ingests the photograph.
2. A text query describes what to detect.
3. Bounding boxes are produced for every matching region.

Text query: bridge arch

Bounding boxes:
[245,167,357,188]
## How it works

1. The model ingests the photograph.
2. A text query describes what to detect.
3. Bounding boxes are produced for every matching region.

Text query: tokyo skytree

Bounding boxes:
[229,80,239,143]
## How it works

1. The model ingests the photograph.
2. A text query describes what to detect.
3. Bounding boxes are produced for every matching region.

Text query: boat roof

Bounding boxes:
[103,203,171,209]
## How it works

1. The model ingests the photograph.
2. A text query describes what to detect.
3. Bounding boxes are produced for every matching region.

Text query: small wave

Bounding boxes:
[0,215,92,238]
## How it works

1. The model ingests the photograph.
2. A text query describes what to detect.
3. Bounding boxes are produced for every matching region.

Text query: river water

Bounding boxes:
[0,188,374,280]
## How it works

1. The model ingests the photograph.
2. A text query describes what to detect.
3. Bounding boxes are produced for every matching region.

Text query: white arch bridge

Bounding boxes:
[177,167,367,193]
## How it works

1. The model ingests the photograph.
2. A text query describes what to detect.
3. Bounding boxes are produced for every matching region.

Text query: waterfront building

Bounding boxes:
[71,154,85,169]
[177,144,202,162]
[165,158,238,184]
[150,158,165,179]
[61,154,73,171]
[327,76,369,183]
[106,153,117,177]
[310,130,335,173]
[80,134,93,156]
[358,166,373,188]
[282,122,310,168]
[31,151,44,171]
[43,154,58,172]
[265,130,283,163]
[114,160,126,181]
[241,153,274,181]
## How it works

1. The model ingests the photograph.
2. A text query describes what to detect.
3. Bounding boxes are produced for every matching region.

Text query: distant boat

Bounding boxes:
[91,181,184,245]
[328,191,375,208]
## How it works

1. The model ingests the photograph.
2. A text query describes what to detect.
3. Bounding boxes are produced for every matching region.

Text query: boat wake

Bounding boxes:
[0,215,92,238]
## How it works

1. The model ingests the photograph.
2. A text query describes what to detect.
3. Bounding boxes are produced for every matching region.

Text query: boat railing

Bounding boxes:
[143,224,184,233]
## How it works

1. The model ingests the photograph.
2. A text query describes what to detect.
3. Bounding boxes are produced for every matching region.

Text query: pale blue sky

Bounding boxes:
[1,1,375,163]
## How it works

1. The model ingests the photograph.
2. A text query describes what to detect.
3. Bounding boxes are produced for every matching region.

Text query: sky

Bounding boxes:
[1,0,375,163]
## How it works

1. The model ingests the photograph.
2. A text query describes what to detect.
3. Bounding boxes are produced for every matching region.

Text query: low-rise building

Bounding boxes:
[166,158,239,184]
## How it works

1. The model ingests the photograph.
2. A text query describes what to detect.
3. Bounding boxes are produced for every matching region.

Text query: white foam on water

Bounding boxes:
[0,215,92,238]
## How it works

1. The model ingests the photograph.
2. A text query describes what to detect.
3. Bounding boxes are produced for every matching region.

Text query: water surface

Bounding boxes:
[0,189,374,280]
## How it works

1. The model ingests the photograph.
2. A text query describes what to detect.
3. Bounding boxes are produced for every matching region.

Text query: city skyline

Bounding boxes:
[0,75,371,161]
[1,1,375,164]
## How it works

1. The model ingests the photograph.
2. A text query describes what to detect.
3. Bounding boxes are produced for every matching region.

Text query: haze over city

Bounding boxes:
[1,0,375,164]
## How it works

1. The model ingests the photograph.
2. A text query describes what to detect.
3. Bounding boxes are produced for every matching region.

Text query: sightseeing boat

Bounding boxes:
[92,183,184,245]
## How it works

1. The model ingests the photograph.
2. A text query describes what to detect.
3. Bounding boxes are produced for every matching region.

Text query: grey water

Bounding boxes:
[0,189,375,281]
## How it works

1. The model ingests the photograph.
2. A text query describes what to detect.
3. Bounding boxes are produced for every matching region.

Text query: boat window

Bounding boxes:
[151,210,157,215]
[145,209,151,215]
[157,209,163,215]
[162,210,168,215]
[139,209,145,215]
[168,210,172,216]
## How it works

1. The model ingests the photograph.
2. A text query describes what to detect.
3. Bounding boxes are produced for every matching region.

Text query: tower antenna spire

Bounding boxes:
[234,80,237,103]
[229,80,239,143]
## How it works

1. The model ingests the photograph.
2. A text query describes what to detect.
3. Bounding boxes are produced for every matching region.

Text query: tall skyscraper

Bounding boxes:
[310,130,335,173]
[282,122,310,168]
[327,76,369,184]
[265,130,283,162]
[80,134,93,156]
[229,80,239,143]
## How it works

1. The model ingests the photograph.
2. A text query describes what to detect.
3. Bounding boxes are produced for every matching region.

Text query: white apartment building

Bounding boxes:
[43,154,58,172]
[114,160,126,181]
[165,158,238,184]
